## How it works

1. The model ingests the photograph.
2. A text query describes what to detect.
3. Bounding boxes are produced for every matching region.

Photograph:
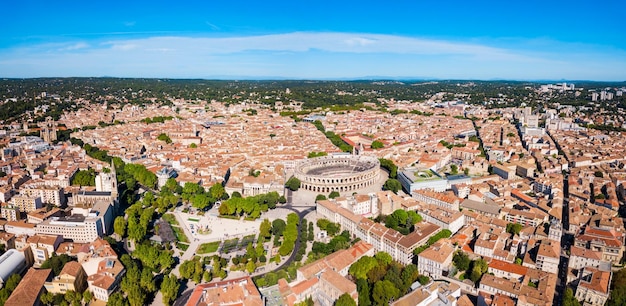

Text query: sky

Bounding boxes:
[1,0,625,80]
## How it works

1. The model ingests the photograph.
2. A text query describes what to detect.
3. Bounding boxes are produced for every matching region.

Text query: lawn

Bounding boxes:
[177,243,189,251]
[172,226,189,243]
[188,217,200,222]
[162,213,179,226]
[197,241,221,254]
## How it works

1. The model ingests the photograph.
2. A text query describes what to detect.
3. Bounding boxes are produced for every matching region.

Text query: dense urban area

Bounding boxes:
[0,78,626,306]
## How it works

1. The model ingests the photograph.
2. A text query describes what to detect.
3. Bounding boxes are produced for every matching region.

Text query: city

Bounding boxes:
[0,79,625,306]
[1,1,625,305]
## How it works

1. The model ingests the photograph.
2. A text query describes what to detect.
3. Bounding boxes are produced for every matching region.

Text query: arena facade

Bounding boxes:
[294,154,380,193]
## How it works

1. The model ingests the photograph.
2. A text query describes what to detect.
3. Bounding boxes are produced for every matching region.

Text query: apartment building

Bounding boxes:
[44,261,88,294]
[574,267,611,306]
[35,200,114,243]
[417,240,454,278]
[317,199,439,265]
[27,234,63,266]
[10,195,42,212]
[20,185,65,206]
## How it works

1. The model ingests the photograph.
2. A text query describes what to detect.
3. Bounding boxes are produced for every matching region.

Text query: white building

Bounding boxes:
[417,241,454,278]
[35,200,114,243]
[0,249,27,287]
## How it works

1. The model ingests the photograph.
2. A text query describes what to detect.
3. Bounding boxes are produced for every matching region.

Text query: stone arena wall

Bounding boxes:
[294,155,380,193]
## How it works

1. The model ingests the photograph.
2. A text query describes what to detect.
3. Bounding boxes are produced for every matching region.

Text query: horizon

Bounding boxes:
[2,1,625,81]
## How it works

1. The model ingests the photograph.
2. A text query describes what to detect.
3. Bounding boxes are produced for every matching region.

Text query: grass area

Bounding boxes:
[177,243,189,251]
[197,241,221,254]
[188,217,200,222]
[172,226,189,243]
[459,273,466,280]
[162,213,179,226]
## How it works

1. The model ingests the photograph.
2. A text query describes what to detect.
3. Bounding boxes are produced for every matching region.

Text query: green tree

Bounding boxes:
[209,183,227,200]
[82,290,93,304]
[450,164,458,174]
[371,140,384,149]
[562,288,580,306]
[329,191,340,199]
[453,251,471,271]
[608,268,626,306]
[335,293,356,306]
[259,219,272,239]
[189,143,197,148]
[383,179,402,193]
[107,292,129,306]
[246,261,256,273]
[161,274,180,306]
[140,269,157,293]
[127,283,147,306]
[375,252,393,266]
[349,256,379,280]
[356,278,371,306]
[372,280,400,305]
[316,194,327,201]
[506,223,523,235]
[285,177,301,191]
[157,133,172,144]
[272,219,287,237]
[71,169,95,186]
[114,216,127,238]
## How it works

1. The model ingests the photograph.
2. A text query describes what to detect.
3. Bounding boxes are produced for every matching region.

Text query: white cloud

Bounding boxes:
[0,31,624,80]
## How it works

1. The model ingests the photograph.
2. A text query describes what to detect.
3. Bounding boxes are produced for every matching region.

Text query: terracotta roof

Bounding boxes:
[488,258,528,276]
[4,268,51,306]
[60,261,84,278]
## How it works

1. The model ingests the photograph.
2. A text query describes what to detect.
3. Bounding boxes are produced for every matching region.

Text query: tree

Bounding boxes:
[383,179,402,193]
[285,177,301,191]
[316,194,327,201]
[114,216,127,238]
[375,252,393,265]
[608,268,626,306]
[82,290,93,304]
[372,280,400,305]
[356,278,371,306]
[371,140,384,149]
[349,256,379,280]
[71,169,95,186]
[450,164,458,174]
[335,293,357,306]
[278,195,287,204]
[272,219,287,237]
[246,261,256,273]
[189,143,197,148]
[140,269,157,293]
[209,183,227,200]
[107,292,129,306]
[259,219,272,239]
[127,284,147,306]
[161,274,180,306]
[329,191,340,199]
[506,223,523,235]
[562,288,581,306]
[157,133,172,144]
[453,251,471,271]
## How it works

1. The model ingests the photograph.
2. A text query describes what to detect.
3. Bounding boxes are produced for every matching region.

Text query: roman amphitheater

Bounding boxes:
[294,154,380,193]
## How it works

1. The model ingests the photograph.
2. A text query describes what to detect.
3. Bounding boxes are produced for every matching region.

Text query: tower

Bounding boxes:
[38,117,58,143]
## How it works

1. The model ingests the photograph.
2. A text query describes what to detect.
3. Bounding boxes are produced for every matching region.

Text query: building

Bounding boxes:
[280,242,373,305]
[44,261,88,294]
[574,267,611,306]
[35,200,114,243]
[391,281,461,306]
[27,234,63,266]
[417,240,455,278]
[398,169,448,193]
[10,195,42,212]
[1,204,20,221]
[0,249,27,288]
[38,117,58,143]
[87,258,125,302]
[186,276,263,306]
[156,167,177,188]
[412,189,460,211]
[4,268,52,306]
[20,185,65,207]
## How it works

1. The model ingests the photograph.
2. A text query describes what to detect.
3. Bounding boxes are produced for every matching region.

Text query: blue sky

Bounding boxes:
[1,1,624,80]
